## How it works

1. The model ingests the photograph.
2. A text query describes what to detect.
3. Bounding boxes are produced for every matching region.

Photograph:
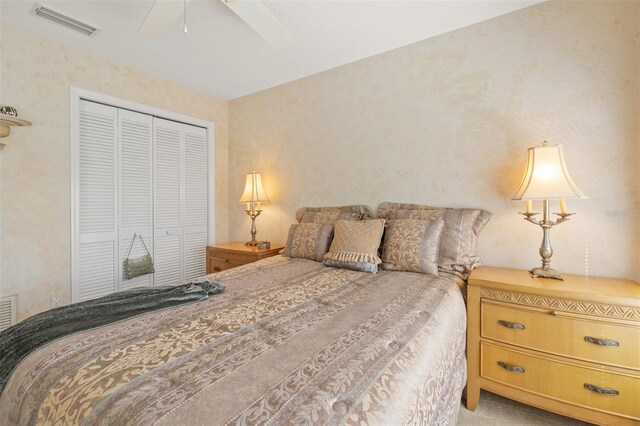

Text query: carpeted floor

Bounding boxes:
[458,390,592,425]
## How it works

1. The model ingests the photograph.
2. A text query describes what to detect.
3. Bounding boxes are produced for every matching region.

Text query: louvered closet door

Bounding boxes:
[183,125,208,281]
[77,100,118,301]
[119,110,154,290]
[154,118,184,286]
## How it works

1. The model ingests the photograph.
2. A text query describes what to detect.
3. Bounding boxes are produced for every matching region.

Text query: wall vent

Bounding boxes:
[0,295,17,332]
[29,3,100,37]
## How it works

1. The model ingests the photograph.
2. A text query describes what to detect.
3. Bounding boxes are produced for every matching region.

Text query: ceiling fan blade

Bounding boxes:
[139,0,191,37]
[220,0,293,49]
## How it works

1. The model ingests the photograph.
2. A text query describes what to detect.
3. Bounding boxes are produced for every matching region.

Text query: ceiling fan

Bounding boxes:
[138,0,293,49]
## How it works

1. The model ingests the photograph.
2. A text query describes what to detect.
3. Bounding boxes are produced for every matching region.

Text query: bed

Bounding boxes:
[0,256,467,425]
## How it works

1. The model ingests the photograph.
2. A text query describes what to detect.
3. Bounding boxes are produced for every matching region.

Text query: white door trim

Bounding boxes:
[70,87,215,303]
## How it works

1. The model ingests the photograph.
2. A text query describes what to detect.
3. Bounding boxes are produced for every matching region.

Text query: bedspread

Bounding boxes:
[0,256,467,425]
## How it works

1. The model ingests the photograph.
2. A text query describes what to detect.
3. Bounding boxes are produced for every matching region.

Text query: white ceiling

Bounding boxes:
[2,0,542,100]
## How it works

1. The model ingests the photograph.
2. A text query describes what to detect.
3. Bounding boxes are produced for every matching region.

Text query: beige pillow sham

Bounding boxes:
[296,205,373,224]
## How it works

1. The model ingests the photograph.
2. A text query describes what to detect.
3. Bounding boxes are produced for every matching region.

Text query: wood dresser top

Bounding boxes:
[469,266,640,307]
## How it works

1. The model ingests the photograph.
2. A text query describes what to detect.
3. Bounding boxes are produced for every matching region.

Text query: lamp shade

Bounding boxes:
[513,142,586,200]
[239,171,270,204]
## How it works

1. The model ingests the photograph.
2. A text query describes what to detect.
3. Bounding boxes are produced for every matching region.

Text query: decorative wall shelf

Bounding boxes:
[0,113,32,149]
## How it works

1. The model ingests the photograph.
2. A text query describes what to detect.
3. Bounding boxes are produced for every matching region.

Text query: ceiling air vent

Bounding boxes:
[29,3,100,37]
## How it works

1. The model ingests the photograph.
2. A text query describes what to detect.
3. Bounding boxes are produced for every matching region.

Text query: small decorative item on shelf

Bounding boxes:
[513,141,587,280]
[0,105,32,148]
[239,170,270,246]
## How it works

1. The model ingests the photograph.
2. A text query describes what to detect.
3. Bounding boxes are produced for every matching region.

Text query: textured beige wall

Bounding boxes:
[1,24,229,320]
[229,1,639,282]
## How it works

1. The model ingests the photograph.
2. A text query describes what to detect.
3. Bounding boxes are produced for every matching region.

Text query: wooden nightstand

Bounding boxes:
[206,242,284,274]
[466,266,640,425]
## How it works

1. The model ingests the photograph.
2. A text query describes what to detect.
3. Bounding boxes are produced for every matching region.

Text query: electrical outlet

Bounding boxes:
[51,293,61,308]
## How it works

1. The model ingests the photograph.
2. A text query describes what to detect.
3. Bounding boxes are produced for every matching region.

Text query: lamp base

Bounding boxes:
[530,266,564,281]
[245,240,259,247]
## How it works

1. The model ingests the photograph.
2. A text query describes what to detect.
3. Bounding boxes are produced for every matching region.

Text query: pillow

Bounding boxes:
[381,218,444,276]
[296,205,373,224]
[323,219,385,273]
[283,223,334,262]
[379,208,444,222]
[381,202,492,232]
[377,202,492,276]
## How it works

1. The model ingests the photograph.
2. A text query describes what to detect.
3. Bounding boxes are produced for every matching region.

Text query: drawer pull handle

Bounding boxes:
[498,320,525,330]
[584,383,619,396]
[550,310,559,316]
[497,361,525,373]
[585,336,619,347]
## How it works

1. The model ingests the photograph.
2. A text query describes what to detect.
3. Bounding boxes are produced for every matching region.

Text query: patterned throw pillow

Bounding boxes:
[377,202,492,277]
[381,218,444,276]
[323,219,385,273]
[283,223,334,262]
[296,205,373,224]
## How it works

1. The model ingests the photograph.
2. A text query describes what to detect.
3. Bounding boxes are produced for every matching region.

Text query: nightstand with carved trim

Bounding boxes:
[466,266,640,425]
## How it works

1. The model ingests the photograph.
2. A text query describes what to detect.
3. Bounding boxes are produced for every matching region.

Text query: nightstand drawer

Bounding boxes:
[481,342,639,419]
[208,249,256,264]
[481,301,639,370]
[208,258,243,273]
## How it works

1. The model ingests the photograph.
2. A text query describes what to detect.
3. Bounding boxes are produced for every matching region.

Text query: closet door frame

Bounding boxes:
[70,87,215,302]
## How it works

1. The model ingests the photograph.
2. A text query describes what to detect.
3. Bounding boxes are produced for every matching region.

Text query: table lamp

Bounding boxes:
[239,171,270,246]
[513,141,586,280]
